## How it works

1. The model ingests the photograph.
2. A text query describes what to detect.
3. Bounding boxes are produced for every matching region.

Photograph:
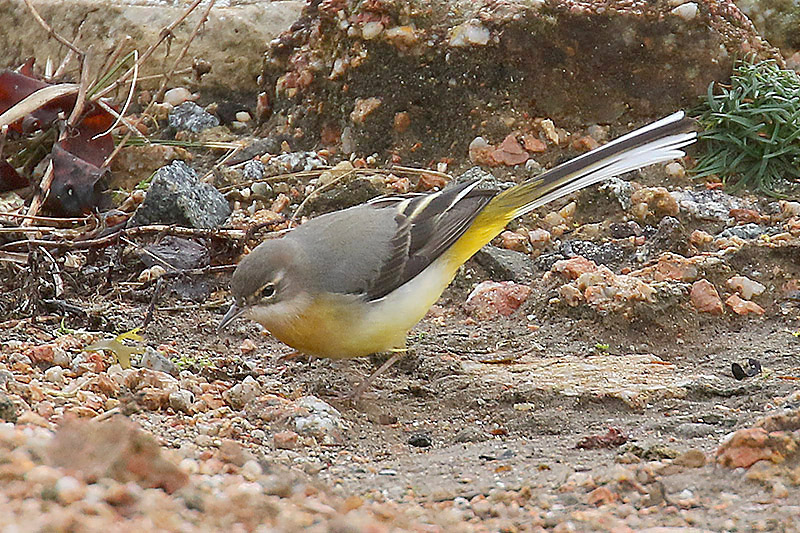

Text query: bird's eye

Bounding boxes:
[260,283,276,299]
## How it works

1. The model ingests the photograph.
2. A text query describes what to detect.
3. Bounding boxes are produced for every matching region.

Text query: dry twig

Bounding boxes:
[23,0,85,57]
[92,0,205,101]
[156,0,216,102]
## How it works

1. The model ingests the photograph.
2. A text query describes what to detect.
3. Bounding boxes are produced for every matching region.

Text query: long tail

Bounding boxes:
[488,110,696,220]
[446,111,696,265]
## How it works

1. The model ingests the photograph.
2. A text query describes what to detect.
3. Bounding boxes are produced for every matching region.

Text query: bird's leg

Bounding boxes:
[341,349,406,401]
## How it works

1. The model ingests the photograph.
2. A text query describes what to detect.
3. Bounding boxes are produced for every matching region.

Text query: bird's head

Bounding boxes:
[218,238,309,330]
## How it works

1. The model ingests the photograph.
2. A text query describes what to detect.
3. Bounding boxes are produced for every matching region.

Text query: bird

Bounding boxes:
[220,111,696,397]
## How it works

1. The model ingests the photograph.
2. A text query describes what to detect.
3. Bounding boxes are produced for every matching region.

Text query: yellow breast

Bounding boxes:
[250,255,457,358]
[250,209,512,359]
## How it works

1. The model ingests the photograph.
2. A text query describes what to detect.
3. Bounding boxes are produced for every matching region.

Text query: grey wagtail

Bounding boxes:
[220,111,696,395]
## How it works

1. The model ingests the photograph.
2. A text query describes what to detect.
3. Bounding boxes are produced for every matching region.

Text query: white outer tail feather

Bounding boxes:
[513,111,697,219]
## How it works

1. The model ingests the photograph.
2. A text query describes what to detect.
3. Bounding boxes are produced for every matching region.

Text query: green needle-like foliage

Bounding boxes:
[692,59,800,197]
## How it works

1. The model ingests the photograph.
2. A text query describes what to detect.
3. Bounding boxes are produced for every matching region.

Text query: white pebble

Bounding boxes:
[180,458,199,474]
[671,2,698,20]
[55,475,85,504]
[665,161,685,178]
[449,21,490,47]
[541,119,559,144]
[251,182,272,197]
[163,87,196,106]
[52,347,71,368]
[168,390,195,413]
[235,111,251,123]
[242,460,263,481]
[44,366,64,386]
[361,21,384,40]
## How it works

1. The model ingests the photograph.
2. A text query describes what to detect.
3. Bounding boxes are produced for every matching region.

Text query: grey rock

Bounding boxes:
[718,223,767,240]
[0,369,13,388]
[456,167,513,192]
[242,160,266,181]
[681,375,757,399]
[675,422,718,438]
[269,151,327,172]
[308,178,381,213]
[129,161,231,229]
[139,347,179,377]
[251,181,273,197]
[0,393,17,423]
[168,101,220,133]
[601,177,635,210]
[636,216,688,262]
[560,239,626,266]
[454,427,488,443]
[672,189,755,222]
[474,245,535,283]
[141,236,210,270]
[168,390,195,413]
[535,252,565,271]
[609,221,642,238]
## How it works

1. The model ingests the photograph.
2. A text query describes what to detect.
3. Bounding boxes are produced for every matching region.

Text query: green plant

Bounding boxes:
[692,59,800,197]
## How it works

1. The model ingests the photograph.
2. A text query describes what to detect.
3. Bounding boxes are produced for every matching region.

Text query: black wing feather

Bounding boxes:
[366,180,497,300]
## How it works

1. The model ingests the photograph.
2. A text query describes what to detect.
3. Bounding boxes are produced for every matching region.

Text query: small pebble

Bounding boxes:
[55,475,85,504]
[44,366,65,386]
[671,2,698,20]
[168,390,195,413]
[361,21,384,40]
[408,433,433,448]
[163,87,195,106]
[242,459,262,480]
[274,430,300,450]
[665,161,685,178]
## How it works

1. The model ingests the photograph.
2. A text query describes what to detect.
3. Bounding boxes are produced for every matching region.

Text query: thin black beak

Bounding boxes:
[218,302,245,332]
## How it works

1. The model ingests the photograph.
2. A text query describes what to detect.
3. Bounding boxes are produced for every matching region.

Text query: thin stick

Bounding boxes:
[0,212,91,224]
[65,49,91,128]
[0,227,61,234]
[120,235,178,272]
[52,47,76,79]
[289,169,356,226]
[142,277,165,327]
[155,0,216,102]
[94,99,147,140]
[0,125,7,155]
[0,224,247,251]
[95,36,132,87]
[92,0,205,101]
[201,144,243,182]
[135,68,193,82]
[39,246,64,297]
[23,161,54,226]
[23,0,85,57]
[24,52,93,223]
[102,130,132,168]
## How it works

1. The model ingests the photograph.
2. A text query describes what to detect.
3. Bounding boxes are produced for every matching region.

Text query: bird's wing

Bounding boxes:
[288,179,496,300]
[365,179,497,300]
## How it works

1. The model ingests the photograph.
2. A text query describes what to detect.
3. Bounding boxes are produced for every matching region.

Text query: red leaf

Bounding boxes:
[0,159,28,192]
[48,143,108,216]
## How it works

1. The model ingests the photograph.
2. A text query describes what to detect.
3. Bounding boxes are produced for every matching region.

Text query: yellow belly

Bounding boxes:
[260,256,457,358]
[252,209,511,358]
